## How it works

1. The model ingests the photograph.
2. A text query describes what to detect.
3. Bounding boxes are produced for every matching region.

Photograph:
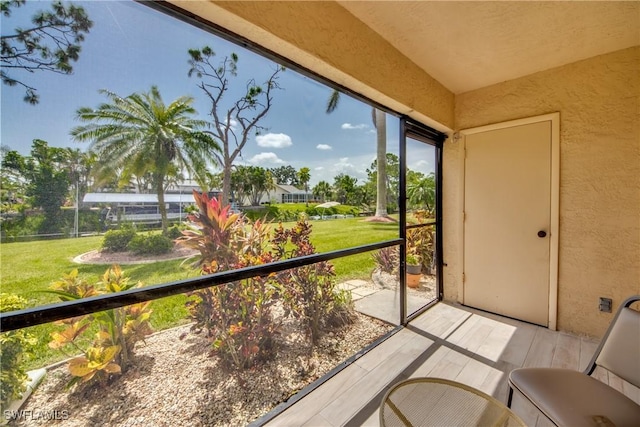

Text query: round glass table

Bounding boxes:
[380,377,526,427]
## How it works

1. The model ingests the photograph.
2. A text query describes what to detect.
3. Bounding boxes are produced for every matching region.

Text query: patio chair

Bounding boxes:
[507,295,640,427]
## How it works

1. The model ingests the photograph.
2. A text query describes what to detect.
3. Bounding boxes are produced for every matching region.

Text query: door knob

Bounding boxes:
[537,230,547,238]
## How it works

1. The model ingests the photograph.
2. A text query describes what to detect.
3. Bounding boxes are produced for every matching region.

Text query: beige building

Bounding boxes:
[167,1,640,338]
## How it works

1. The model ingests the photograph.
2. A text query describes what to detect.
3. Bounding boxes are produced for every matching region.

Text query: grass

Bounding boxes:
[305,217,399,279]
[1,216,399,369]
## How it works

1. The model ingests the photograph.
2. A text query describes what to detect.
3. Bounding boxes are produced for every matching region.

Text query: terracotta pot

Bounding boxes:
[406,273,421,288]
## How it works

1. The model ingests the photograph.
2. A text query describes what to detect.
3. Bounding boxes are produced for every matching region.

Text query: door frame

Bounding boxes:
[400,118,447,325]
[457,113,560,330]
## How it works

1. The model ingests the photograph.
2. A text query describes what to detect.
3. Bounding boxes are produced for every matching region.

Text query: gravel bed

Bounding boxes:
[11,312,392,426]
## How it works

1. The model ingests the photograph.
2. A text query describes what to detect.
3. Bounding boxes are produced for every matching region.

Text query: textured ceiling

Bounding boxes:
[338,1,640,94]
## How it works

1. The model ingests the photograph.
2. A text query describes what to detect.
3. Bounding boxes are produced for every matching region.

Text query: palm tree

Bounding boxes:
[326,91,390,220]
[71,86,221,232]
[298,167,311,205]
[312,180,332,202]
[407,172,436,214]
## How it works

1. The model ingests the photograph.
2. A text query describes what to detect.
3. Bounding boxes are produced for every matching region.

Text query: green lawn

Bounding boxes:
[1,217,399,368]
[305,217,399,278]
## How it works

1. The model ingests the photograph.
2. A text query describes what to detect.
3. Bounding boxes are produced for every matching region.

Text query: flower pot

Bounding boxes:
[406,264,421,275]
[406,272,421,288]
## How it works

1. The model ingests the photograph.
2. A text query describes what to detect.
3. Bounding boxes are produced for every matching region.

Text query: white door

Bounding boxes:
[462,116,558,326]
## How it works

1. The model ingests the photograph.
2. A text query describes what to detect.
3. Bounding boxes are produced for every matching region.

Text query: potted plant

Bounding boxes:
[406,254,421,288]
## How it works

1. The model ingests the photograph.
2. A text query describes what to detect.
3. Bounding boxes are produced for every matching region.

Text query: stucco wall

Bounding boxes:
[168,0,637,337]
[170,0,454,131]
[446,47,640,337]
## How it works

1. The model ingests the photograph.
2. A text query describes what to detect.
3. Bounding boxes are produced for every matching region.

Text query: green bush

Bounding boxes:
[0,293,36,409]
[127,233,173,255]
[102,227,137,252]
[59,208,102,234]
[164,224,184,240]
[0,214,44,241]
[241,203,360,222]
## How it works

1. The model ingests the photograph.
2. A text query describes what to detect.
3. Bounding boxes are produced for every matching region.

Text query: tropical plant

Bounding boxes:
[312,180,332,202]
[231,165,275,206]
[0,293,36,409]
[406,253,420,266]
[406,210,435,272]
[47,267,153,388]
[71,86,221,233]
[271,219,355,344]
[372,246,398,275]
[179,191,242,272]
[407,171,435,213]
[187,46,284,208]
[333,173,358,205]
[298,167,311,205]
[179,191,279,369]
[1,0,93,104]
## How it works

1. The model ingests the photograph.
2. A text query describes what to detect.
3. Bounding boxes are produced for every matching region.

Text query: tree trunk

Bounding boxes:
[221,160,232,208]
[374,109,388,218]
[156,174,168,233]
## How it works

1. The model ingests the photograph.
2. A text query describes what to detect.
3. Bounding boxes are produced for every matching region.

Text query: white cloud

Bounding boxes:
[410,159,435,174]
[337,157,354,168]
[316,144,332,150]
[302,153,378,187]
[224,118,238,130]
[248,152,285,164]
[341,123,368,130]
[256,133,293,148]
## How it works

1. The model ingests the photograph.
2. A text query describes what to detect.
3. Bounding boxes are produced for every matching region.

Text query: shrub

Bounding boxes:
[272,219,355,344]
[48,267,153,388]
[102,226,137,252]
[406,210,435,272]
[373,246,399,275]
[179,192,356,366]
[0,214,44,241]
[127,233,173,255]
[164,224,184,240]
[179,191,279,369]
[0,293,36,409]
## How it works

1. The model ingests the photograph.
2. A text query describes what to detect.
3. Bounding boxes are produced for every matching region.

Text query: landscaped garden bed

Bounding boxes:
[10,311,392,426]
[2,194,435,426]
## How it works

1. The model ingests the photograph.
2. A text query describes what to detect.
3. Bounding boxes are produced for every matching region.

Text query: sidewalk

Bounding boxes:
[338,276,436,325]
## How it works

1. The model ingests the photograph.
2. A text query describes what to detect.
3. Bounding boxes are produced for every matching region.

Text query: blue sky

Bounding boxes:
[1,1,436,187]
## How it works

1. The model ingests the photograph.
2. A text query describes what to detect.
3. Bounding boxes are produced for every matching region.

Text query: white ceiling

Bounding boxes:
[338,1,640,94]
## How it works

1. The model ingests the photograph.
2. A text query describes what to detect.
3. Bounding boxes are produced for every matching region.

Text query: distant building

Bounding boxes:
[82,191,218,224]
[266,183,312,204]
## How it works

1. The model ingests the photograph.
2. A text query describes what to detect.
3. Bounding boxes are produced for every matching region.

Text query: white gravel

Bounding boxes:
[11,312,392,426]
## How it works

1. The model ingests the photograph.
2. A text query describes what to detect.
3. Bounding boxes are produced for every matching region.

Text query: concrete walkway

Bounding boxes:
[338,278,436,325]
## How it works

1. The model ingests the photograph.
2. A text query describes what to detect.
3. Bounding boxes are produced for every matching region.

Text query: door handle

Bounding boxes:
[537,230,547,238]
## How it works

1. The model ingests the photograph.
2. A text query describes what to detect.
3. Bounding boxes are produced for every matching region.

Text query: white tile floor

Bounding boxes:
[263,302,639,427]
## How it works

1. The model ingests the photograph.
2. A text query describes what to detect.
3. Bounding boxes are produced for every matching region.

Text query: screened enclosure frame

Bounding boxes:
[2,0,447,331]
[399,118,446,325]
